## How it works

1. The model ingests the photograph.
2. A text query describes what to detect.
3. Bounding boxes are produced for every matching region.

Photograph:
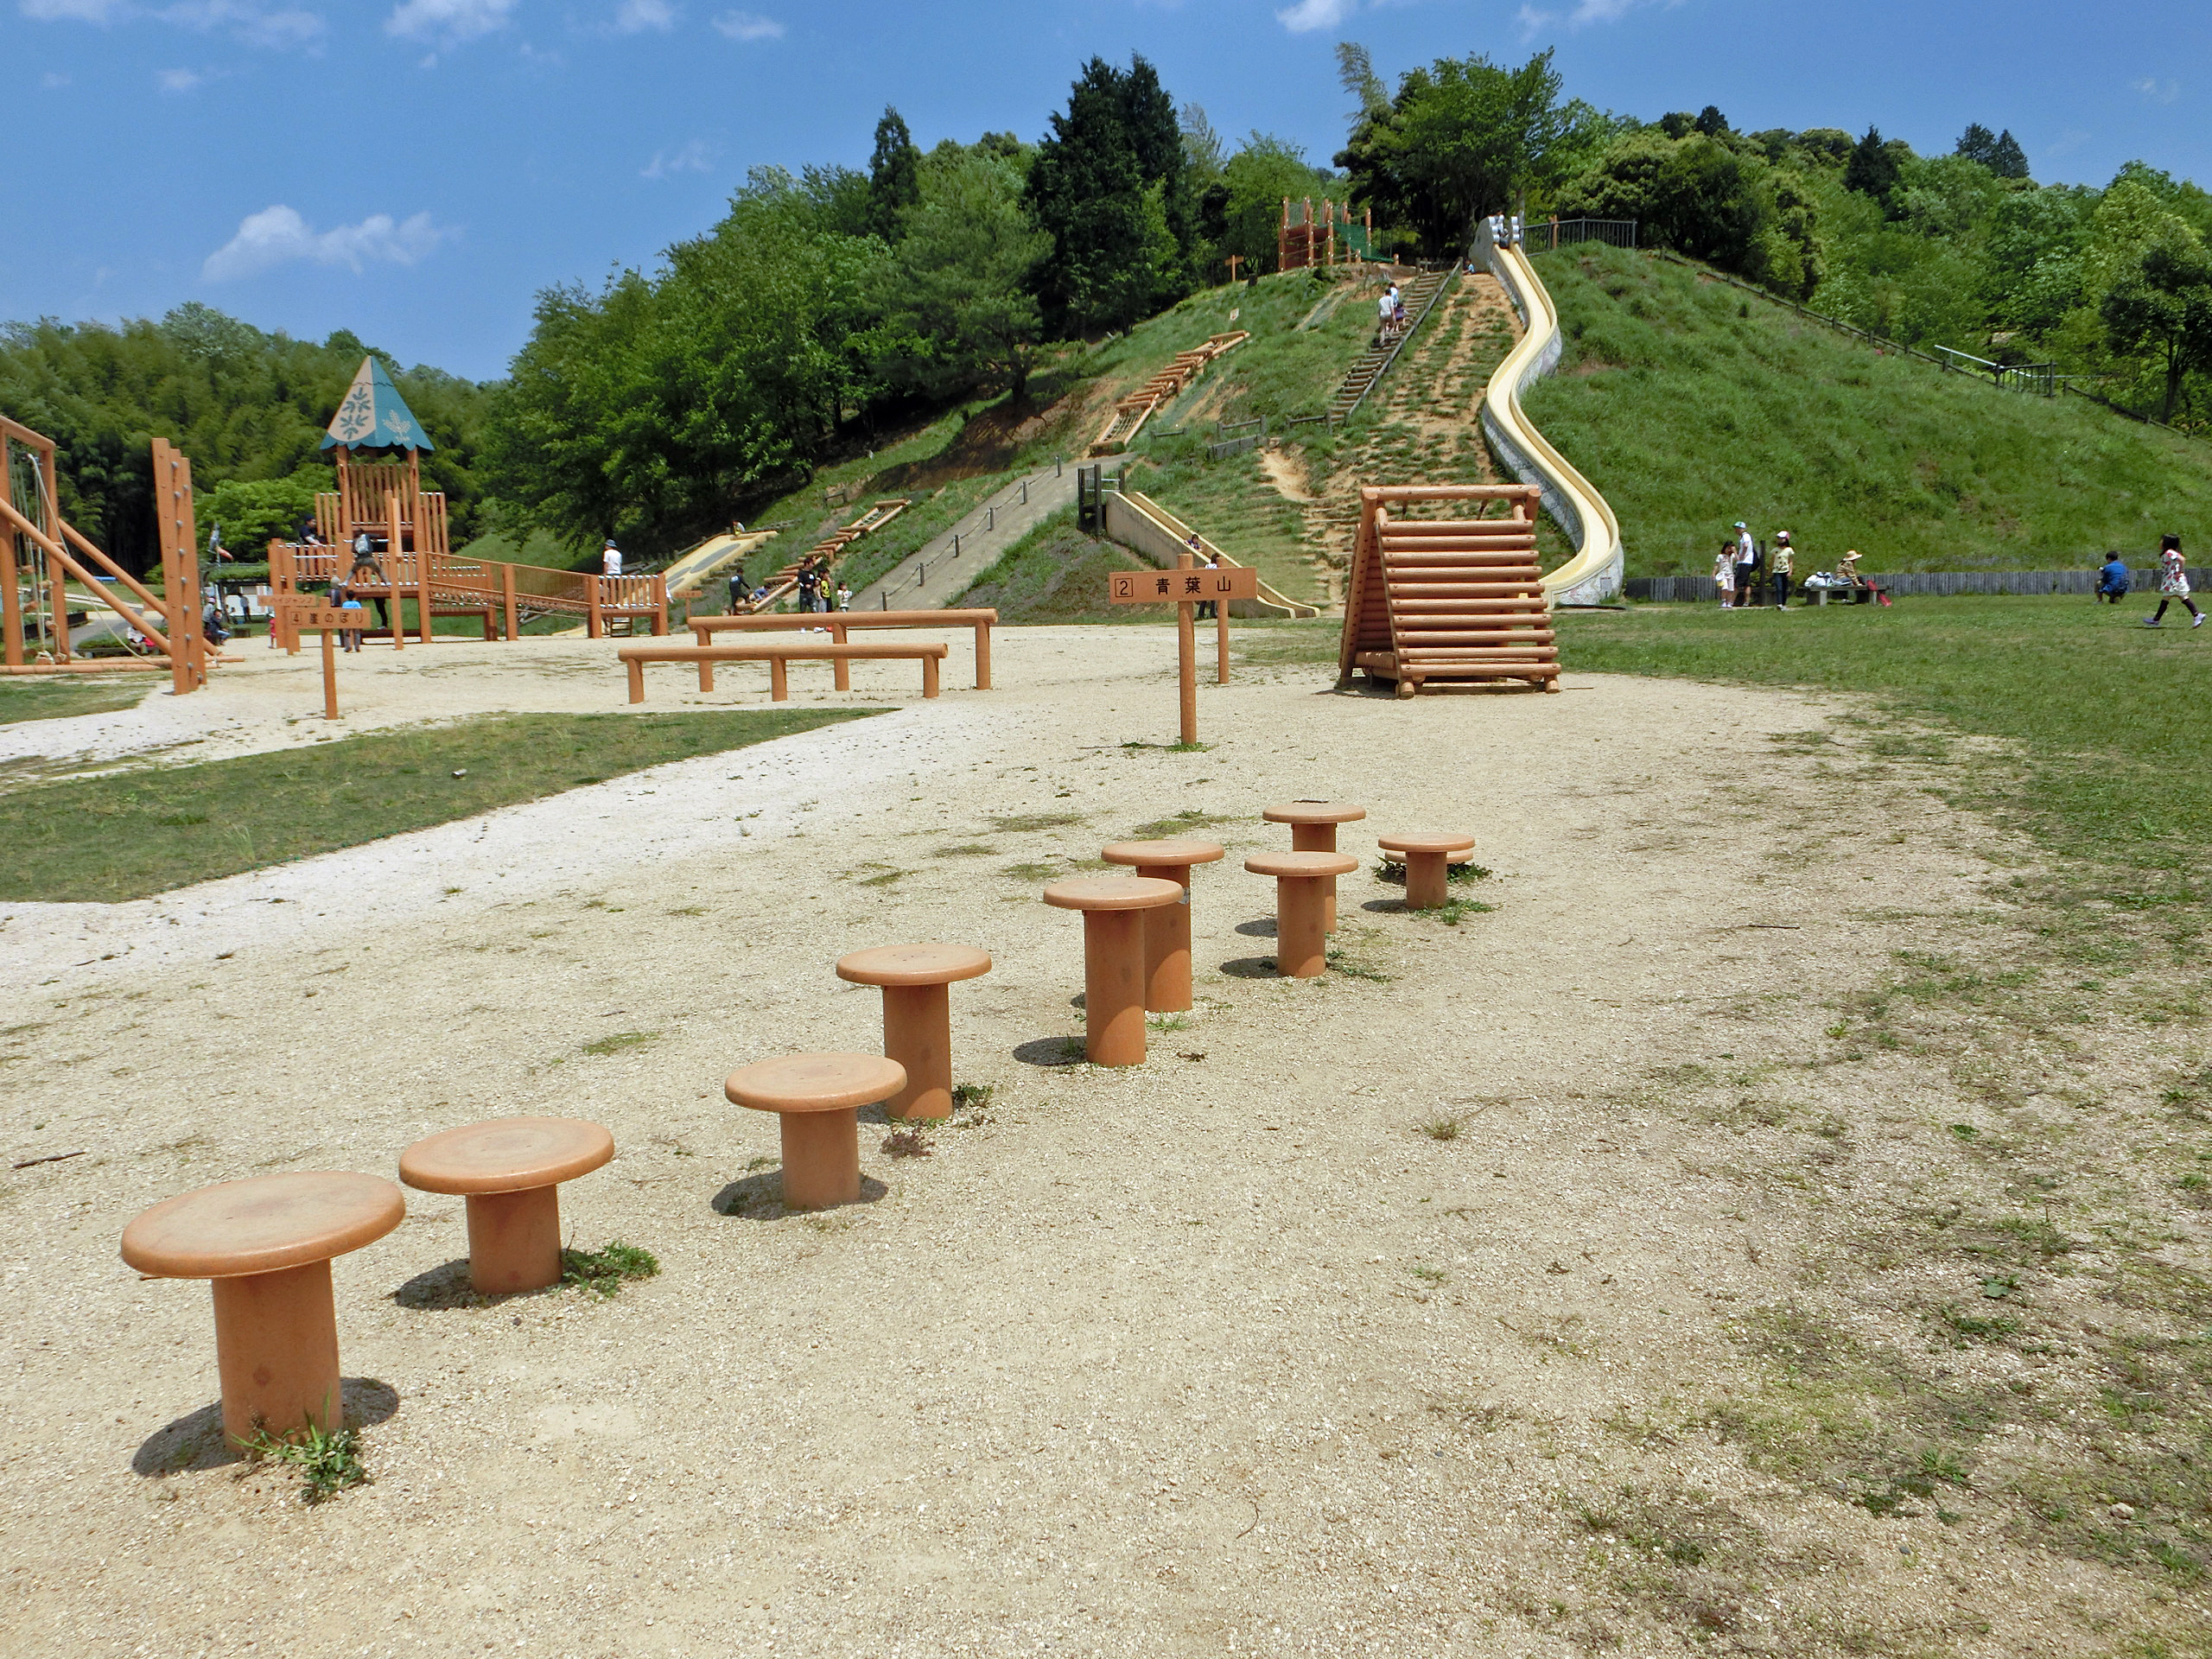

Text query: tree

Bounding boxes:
[1179,102,1227,183]
[1554,132,1767,274]
[1845,125,1903,204]
[875,151,1050,400]
[1694,105,1730,137]
[1957,124,2031,181]
[1217,135,1334,274]
[1026,55,1195,334]
[2102,241,2212,422]
[868,107,922,240]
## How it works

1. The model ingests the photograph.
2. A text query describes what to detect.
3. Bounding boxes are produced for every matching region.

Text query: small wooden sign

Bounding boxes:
[284,607,365,631]
[1108,567,1260,605]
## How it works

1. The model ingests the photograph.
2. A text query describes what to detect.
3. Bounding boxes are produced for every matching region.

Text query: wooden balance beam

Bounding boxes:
[686,609,997,690]
[620,642,948,704]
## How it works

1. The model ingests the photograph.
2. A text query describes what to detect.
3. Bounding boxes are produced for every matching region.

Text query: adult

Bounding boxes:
[1713,543,1737,609]
[2145,533,2203,628]
[601,538,623,580]
[2096,552,2131,604]
[1732,522,1758,611]
[1769,531,1795,610]
[1377,287,1396,339]
[728,570,747,613]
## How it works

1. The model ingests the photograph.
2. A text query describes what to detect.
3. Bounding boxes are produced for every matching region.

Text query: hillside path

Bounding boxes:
[852,463,1075,611]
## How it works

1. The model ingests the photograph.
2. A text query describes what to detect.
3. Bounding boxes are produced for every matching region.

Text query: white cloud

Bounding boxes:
[2134,77,2179,105]
[385,0,514,45]
[41,70,73,87]
[21,0,127,19]
[642,138,710,179]
[613,0,673,31]
[202,204,453,282]
[1517,0,1679,33]
[1274,0,1351,32]
[157,66,205,91]
[710,9,779,40]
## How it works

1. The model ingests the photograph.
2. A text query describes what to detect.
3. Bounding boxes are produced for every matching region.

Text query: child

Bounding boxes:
[2096,552,2130,604]
[1713,543,1737,609]
[2145,534,2202,627]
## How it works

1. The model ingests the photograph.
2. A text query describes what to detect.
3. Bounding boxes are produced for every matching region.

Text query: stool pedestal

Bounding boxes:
[1377,831,1478,912]
[1100,839,1226,1014]
[399,1117,616,1298]
[725,1052,906,1211]
[463,1185,563,1294]
[1246,851,1361,978]
[211,1260,340,1448]
[779,1109,861,1208]
[1265,802,1366,933]
[835,944,993,1122]
[1043,877,1185,1066]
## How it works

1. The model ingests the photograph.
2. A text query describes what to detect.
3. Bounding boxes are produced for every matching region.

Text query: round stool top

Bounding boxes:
[836,943,993,988]
[122,1171,405,1280]
[1262,800,1366,826]
[1246,849,1359,879]
[1042,875,1185,912]
[1100,838,1226,872]
[398,1116,615,1196]
[1376,830,1478,855]
[725,1052,907,1114]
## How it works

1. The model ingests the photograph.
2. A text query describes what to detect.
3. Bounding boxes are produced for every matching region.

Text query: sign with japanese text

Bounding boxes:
[1107,567,1261,605]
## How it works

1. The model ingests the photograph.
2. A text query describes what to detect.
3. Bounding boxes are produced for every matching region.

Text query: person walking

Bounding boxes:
[2096,552,2130,604]
[2145,533,2203,627]
[1713,543,1737,609]
[1732,522,1758,611]
[1769,531,1795,610]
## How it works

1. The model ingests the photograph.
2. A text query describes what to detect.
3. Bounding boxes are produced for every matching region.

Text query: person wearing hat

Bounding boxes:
[601,538,623,579]
[1732,522,1758,610]
[1769,531,1795,609]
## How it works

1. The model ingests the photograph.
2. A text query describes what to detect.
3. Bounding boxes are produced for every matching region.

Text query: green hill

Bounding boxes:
[1522,243,2212,578]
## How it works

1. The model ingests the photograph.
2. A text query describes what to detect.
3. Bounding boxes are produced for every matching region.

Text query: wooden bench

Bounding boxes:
[620,642,948,704]
[687,609,998,689]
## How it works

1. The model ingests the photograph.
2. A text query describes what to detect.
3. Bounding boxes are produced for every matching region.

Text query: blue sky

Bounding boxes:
[5,0,2206,382]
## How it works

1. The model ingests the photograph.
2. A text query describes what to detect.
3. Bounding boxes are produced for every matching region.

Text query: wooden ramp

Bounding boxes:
[1337,484,1561,696]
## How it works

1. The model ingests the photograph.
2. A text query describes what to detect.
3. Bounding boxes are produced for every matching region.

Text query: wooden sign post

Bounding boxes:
[1107,557,1259,745]
[275,600,361,720]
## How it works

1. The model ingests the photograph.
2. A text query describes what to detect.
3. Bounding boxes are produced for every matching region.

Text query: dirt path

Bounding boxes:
[0,633,2203,1656]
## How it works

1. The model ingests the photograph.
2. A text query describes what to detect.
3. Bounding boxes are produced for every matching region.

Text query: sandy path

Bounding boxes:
[0,629,2195,1656]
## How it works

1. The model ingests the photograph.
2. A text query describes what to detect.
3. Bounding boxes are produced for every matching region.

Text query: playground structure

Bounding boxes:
[741,499,910,613]
[0,417,209,690]
[269,357,667,646]
[1337,483,1563,696]
[1090,333,1249,454]
[1278,199,1377,272]
[662,525,784,606]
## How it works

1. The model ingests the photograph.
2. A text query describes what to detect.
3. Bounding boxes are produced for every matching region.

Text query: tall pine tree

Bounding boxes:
[868,107,922,240]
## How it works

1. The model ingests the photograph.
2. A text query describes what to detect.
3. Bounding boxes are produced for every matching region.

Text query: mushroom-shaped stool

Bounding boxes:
[1262,801,1366,931]
[725,1052,906,1210]
[1042,876,1185,1065]
[398,1117,615,1295]
[1245,850,1360,977]
[1100,838,1226,1013]
[1376,831,1478,911]
[835,943,993,1121]
[121,1171,405,1447]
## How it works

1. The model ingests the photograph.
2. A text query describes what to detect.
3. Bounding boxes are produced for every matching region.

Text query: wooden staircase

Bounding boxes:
[1337,483,1560,696]
[1090,332,1249,454]
[1325,269,1451,425]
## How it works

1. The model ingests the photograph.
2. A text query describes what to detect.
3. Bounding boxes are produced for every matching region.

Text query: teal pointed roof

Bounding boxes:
[321,356,434,452]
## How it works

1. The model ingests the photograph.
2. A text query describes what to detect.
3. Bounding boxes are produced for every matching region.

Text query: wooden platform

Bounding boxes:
[1336,484,1562,697]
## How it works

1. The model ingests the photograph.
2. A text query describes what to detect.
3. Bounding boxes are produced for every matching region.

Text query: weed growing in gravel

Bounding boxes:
[1419,1114,1465,1141]
[246,1421,368,1505]
[1372,857,1492,885]
[1128,807,1236,838]
[1429,899,1497,926]
[881,1128,933,1158]
[1409,1264,1446,1285]
[988,812,1087,833]
[999,861,1062,880]
[581,1031,658,1057]
[1148,1013,1192,1032]
[560,1241,659,1298]
[1324,950,1394,982]
[950,1082,995,1112]
[933,843,996,856]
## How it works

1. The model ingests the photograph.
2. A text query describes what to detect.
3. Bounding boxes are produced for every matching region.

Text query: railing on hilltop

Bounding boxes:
[1530,218,1637,251]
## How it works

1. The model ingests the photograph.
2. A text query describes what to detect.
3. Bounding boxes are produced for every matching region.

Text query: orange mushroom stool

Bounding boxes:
[1376,831,1478,911]
[1042,875,1185,1065]
[1099,838,1226,1013]
[835,943,993,1122]
[398,1117,616,1295]
[1245,850,1360,977]
[120,1171,405,1447]
[724,1052,906,1209]
[1262,801,1367,931]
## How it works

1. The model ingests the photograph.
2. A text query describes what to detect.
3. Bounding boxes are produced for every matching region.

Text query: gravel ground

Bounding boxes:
[0,626,2198,1656]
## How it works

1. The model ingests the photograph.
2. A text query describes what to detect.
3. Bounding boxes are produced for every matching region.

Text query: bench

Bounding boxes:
[620,642,948,704]
[687,609,998,689]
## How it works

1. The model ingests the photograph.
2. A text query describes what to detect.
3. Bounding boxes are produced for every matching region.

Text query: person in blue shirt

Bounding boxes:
[2095,552,2130,604]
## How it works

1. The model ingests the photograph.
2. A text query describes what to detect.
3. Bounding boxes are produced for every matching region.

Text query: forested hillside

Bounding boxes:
[0,306,485,572]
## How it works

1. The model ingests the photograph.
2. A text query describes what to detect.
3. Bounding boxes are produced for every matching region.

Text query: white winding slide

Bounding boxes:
[1474,223,1625,607]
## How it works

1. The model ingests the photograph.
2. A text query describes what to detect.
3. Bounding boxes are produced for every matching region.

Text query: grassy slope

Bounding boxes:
[952,508,1154,624]
[1523,244,2212,578]
[0,709,868,901]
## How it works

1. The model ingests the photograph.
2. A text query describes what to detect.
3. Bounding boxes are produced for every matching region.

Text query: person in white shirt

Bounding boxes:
[601,539,622,579]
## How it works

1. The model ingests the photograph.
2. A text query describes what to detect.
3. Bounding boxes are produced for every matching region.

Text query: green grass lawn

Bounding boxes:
[1525,243,2212,577]
[1558,595,2212,868]
[1121,448,1322,605]
[954,509,1154,623]
[0,677,151,727]
[0,708,871,902]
